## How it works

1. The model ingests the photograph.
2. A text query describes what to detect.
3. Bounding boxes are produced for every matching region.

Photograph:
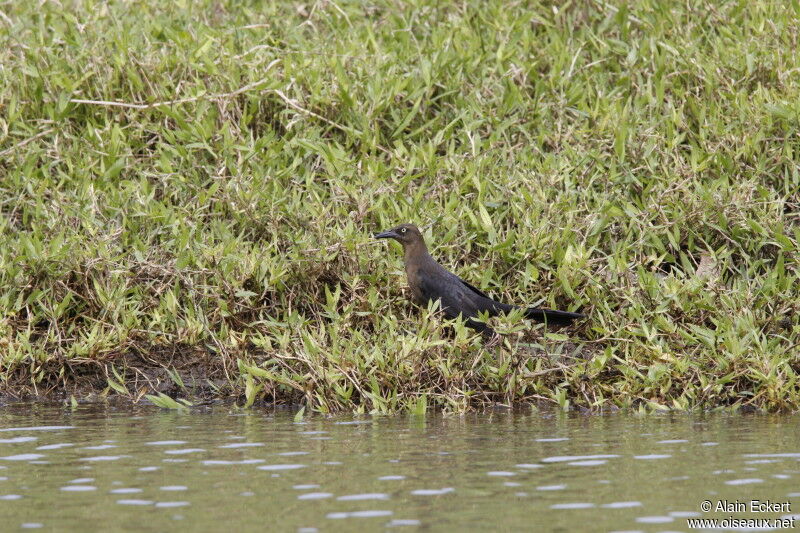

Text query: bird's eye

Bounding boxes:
[400,228,407,233]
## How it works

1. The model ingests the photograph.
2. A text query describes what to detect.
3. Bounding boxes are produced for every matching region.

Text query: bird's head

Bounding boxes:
[374,223,425,248]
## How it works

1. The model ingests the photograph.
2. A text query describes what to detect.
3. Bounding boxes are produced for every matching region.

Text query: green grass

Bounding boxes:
[1,0,798,412]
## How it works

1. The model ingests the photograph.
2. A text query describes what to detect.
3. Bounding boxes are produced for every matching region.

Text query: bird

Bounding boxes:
[374,223,585,336]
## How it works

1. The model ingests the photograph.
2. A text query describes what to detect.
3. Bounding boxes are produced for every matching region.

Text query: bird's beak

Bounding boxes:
[374,230,398,240]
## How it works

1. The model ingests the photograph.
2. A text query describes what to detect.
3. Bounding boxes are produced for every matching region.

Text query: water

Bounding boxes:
[0,404,798,532]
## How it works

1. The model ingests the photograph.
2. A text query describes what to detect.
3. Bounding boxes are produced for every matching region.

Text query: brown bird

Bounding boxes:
[375,223,585,336]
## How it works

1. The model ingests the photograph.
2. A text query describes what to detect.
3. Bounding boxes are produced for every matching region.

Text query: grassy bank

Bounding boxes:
[1,0,798,412]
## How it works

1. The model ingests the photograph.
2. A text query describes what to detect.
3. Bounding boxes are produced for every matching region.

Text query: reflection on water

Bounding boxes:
[0,404,798,532]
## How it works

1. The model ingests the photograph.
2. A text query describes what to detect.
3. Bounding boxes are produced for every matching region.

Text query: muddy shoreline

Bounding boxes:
[1,344,243,405]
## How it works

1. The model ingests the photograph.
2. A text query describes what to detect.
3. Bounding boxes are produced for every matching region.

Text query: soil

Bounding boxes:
[1,344,237,404]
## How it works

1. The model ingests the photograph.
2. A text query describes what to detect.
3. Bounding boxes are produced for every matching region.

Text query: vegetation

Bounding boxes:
[1,0,798,412]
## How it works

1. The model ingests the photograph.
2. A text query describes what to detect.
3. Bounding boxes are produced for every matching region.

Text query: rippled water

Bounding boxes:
[0,404,798,532]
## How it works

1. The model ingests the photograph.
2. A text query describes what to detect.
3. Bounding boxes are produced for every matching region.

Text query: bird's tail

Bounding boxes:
[524,307,585,325]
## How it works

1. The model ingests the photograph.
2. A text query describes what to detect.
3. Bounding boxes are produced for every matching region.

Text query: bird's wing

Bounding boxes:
[456,274,514,316]
[416,269,482,320]
[457,277,492,299]
[420,268,513,319]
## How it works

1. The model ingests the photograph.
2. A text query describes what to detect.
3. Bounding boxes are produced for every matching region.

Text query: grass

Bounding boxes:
[0,0,798,412]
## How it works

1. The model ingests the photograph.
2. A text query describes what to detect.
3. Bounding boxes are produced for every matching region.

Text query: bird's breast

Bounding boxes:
[405,265,428,305]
